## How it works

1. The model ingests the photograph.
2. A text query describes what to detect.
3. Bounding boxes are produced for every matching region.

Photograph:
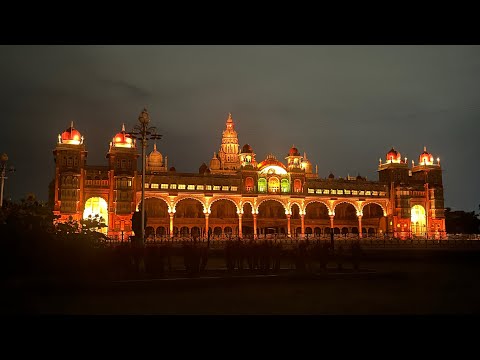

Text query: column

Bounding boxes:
[169,212,174,238]
[358,215,362,238]
[301,214,305,239]
[253,213,257,239]
[287,214,291,237]
[205,213,209,239]
[329,215,334,235]
[238,213,243,238]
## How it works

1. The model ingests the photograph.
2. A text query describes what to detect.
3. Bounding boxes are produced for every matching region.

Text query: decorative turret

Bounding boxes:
[378,146,409,184]
[285,145,303,171]
[209,152,221,170]
[59,121,83,145]
[146,143,167,173]
[239,143,257,168]
[411,146,442,185]
[111,123,134,149]
[300,152,312,174]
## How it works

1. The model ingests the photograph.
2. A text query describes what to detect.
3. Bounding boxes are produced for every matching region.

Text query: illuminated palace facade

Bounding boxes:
[50,112,446,240]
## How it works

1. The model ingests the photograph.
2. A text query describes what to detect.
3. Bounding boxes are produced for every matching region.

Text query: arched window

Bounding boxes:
[245,177,254,191]
[281,178,290,193]
[258,178,267,193]
[294,179,302,193]
[268,177,280,193]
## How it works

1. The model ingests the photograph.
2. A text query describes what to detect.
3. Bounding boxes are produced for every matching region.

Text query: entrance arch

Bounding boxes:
[83,197,108,234]
[411,204,426,236]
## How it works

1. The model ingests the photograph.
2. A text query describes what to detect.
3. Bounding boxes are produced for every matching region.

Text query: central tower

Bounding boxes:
[217,113,240,170]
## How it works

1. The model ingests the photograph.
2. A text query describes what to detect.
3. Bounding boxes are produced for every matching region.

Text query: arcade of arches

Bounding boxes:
[139,197,388,239]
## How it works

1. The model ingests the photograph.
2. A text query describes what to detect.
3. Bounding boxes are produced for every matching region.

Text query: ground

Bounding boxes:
[3,249,480,315]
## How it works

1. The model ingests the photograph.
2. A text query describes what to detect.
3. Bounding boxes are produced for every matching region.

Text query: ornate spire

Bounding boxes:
[227,112,233,123]
[154,143,157,151]
[122,123,126,132]
[424,146,427,152]
[71,121,74,129]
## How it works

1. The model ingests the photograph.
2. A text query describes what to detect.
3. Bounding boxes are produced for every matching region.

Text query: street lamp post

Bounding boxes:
[0,153,15,208]
[127,109,162,246]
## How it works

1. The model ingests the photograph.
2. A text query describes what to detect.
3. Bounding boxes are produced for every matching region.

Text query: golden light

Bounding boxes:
[83,197,109,234]
[259,165,288,175]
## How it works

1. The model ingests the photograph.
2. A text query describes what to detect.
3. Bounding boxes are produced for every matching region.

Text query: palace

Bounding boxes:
[50,110,446,239]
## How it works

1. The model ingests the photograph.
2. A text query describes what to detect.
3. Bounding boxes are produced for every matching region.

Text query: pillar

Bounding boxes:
[253,213,257,239]
[205,213,209,238]
[301,214,305,239]
[287,214,291,237]
[169,212,174,238]
[329,215,334,235]
[238,213,243,238]
[358,215,362,238]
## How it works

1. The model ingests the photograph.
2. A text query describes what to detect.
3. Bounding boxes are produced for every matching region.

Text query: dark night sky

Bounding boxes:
[0,45,479,211]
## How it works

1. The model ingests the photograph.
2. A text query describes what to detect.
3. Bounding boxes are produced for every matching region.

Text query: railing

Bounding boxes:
[102,235,480,249]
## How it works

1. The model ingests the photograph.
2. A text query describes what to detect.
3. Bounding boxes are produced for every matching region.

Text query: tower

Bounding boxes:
[378,147,410,237]
[411,146,445,237]
[217,113,240,170]
[52,121,87,220]
[107,124,139,233]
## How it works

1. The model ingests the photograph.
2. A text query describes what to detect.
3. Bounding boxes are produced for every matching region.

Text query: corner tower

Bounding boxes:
[52,121,87,220]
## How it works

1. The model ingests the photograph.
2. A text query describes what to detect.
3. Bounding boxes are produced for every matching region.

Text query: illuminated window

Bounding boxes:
[337,190,343,195]
[331,190,336,195]
[197,185,204,190]
[151,184,159,189]
[161,184,169,189]
[324,190,330,195]
[170,184,177,189]
[222,186,229,191]
[268,177,280,193]
[345,190,351,195]
[144,183,149,188]
[316,189,322,194]
[178,184,186,189]
[352,190,358,195]
[308,189,314,194]
[258,178,267,193]
[231,186,237,191]
[281,179,290,193]
[187,185,195,190]
[213,186,221,191]
[206,185,212,190]
[365,191,371,196]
